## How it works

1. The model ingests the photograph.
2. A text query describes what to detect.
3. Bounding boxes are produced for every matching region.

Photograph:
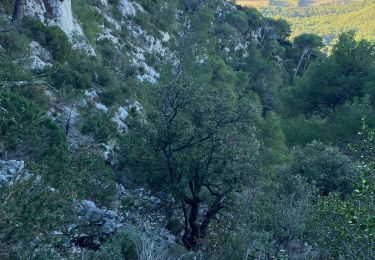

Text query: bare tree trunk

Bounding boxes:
[294,48,308,78]
[181,192,225,250]
[12,0,25,22]
[303,50,312,73]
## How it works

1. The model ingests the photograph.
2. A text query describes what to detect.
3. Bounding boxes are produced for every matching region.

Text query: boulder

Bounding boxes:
[72,200,124,249]
[0,160,25,186]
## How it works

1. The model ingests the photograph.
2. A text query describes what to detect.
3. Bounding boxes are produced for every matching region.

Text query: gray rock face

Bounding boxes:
[79,200,124,233]
[0,160,25,186]
[72,200,124,249]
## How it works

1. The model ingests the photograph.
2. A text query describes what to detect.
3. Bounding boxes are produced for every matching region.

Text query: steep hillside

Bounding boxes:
[0,0,294,258]
[0,0,374,259]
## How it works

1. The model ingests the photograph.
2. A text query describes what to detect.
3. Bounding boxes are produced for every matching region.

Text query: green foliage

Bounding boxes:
[79,107,116,143]
[22,17,73,62]
[0,31,30,58]
[133,0,177,33]
[92,228,139,259]
[0,89,40,151]
[290,141,359,196]
[296,32,374,113]
[225,10,249,34]
[0,175,76,257]
[70,149,116,205]
[219,172,316,259]
[51,54,97,90]
[72,0,105,45]
[259,112,289,168]
[0,60,30,83]
[262,0,375,43]
[281,115,327,146]
[0,89,69,184]
[314,124,375,258]
[281,32,375,146]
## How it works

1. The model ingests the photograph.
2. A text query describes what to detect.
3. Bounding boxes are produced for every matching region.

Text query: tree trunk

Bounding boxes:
[303,50,312,73]
[182,198,200,249]
[294,48,308,78]
[181,193,225,250]
[12,0,25,22]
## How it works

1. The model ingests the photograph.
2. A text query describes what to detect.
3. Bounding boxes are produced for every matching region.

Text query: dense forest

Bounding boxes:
[0,0,374,259]
[239,0,375,44]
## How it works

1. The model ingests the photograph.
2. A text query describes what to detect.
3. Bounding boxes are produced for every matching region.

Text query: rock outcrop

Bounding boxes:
[71,200,124,250]
[0,160,25,186]
[24,0,95,55]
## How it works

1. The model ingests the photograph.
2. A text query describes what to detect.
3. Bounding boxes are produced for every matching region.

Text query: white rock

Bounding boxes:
[52,230,64,235]
[26,41,53,70]
[81,200,97,209]
[25,0,46,21]
[95,102,108,112]
[112,102,142,130]
[99,0,108,6]
[160,32,171,42]
[0,160,25,186]
[119,0,137,17]
[84,90,98,100]
[97,27,120,45]
[24,0,96,56]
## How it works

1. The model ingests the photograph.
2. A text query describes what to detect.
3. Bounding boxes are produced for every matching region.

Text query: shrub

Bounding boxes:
[0,89,39,151]
[0,31,29,57]
[291,141,359,196]
[0,89,69,185]
[79,108,116,143]
[0,61,30,82]
[22,17,72,62]
[92,228,140,259]
[70,149,116,205]
[51,64,93,90]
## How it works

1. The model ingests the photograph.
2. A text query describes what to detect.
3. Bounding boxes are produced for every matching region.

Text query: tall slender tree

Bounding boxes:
[293,33,323,78]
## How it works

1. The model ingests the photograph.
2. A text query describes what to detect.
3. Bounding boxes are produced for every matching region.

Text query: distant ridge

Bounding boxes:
[236,0,353,8]
[241,0,375,44]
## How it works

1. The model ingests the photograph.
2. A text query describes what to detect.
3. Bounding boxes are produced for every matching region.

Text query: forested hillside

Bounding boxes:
[239,0,375,43]
[0,0,374,259]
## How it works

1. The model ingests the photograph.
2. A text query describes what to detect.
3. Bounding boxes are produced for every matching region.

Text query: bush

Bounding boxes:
[51,65,93,90]
[291,141,359,196]
[22,17,72,62]
[79,108,116,143]
[0,175,76,257]
[72,0,104,44]
[0,89,69,185]
[92,228,140,259]
[0,89,39,151]
[0,31,29,58]
[0,61,30,82]
[70,149,116,205]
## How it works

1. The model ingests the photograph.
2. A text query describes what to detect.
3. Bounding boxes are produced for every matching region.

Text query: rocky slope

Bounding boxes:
[0,0,294,258]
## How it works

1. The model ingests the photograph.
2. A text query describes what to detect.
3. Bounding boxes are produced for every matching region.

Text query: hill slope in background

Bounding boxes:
[237,0,352,8]
[238,0,375,43]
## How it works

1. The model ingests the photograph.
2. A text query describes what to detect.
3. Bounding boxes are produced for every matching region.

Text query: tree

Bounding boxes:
[119,69,261,249]
[290,141,359,196]
[11,0,25,22]
[315,123,375,258]
[118,6,262,246]
[291,32,375,115]
[293,33,323,77]
[214,170,316,259]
